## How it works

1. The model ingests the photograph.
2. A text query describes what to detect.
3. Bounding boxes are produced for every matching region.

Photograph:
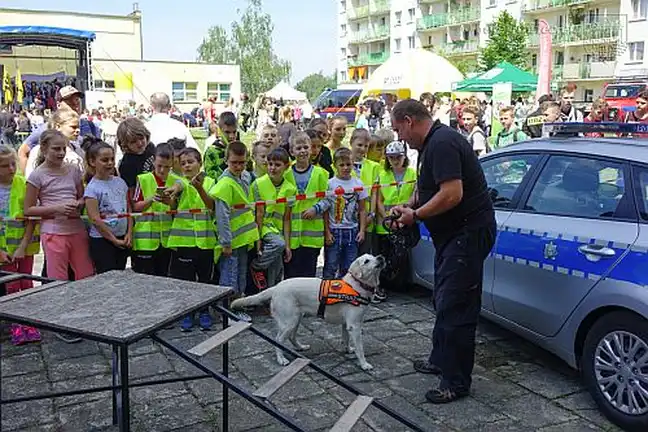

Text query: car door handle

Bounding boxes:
[578,244,616,258]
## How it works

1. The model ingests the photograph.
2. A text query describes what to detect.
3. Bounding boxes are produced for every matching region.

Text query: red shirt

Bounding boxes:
[583,116,603,137]
[625,111,648,138]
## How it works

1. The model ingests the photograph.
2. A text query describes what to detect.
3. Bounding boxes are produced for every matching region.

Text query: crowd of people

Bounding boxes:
[0,85,417,348]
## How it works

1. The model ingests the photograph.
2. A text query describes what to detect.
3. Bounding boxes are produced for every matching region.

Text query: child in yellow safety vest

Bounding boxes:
[373,141,417,302]
[131,143,183,277]
[349,129,381,256]
[169,148,218,331]
[213,141,259,323]
[284,132,329,278]
[249,147,296,290]
[0,144,41,345]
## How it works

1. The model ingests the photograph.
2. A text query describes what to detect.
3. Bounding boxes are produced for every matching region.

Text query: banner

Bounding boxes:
[490,82,513,147]
[536,19,552,100]
[114,71,134,104]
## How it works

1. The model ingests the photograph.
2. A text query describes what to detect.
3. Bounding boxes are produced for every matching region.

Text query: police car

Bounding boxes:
[411,122,648,432]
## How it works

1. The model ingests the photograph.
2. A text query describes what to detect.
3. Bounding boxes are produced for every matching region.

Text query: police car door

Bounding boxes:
[477,152,543,311]
[492,154,638,337]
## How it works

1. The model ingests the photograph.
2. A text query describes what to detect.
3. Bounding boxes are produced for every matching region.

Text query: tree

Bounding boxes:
[197,0,291,98]
[480,11,530,71]
[295,72,337,101]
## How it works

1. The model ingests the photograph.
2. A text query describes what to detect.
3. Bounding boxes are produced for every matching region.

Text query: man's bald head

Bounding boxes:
[150,92,171,113]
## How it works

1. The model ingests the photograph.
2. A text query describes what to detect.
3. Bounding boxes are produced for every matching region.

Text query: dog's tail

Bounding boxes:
[230,287,277,310]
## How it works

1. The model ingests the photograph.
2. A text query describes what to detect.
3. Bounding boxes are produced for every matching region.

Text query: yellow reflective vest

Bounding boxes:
[212,175,259,251]
[250,174,296,238]
[376,167,417,235]
[0,175,40,255]
[132,172,181,251]
[284,165,328,249]
[167,176,217,250]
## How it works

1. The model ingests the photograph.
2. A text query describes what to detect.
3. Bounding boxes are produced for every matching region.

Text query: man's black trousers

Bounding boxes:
[428,223,496,392]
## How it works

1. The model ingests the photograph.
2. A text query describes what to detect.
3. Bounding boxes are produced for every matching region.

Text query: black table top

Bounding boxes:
[0,271,232,344]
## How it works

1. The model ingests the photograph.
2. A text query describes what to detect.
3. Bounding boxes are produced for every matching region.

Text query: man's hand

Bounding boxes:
[394,206,416,226]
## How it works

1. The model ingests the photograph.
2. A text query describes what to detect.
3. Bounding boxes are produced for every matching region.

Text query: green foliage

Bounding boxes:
[444,56,480,76]
[197,0,291,98]
[480,11,530,71]
[295,72,337,101]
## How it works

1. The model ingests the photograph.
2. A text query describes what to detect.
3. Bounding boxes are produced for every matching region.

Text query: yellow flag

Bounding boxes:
[15,69,23,104]
[2,69,12,104]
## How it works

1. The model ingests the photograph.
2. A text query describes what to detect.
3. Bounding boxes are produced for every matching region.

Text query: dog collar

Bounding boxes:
[350,274,376,293]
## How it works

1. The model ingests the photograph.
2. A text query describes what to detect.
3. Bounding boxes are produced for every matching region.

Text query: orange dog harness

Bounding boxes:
[317,279,371,318]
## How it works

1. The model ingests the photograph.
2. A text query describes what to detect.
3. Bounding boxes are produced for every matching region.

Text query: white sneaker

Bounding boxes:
[233,311,252,322]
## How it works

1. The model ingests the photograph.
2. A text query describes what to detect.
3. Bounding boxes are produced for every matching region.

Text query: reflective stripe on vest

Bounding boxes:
[0,175,40,255]
[376,167,417,235]
[251,175,296,238]
[167,176,217,250]
[132,172,181,251]
[285,166,328,249]
[211,175,259,250]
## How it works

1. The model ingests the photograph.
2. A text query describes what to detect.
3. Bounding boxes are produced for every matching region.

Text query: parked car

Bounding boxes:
[411,129,648,432]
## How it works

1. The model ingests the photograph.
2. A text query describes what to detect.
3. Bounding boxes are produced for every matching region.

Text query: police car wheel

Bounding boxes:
[581,311,648,432]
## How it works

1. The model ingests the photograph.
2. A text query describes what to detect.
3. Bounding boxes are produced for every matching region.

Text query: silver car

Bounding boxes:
[411,135,648,432]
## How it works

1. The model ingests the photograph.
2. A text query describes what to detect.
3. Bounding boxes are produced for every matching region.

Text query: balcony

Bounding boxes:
[347,1,390,20]
[348,25,390,43]
[441,40,480,56]
[533,64,565,80]
[347,5,370,20]
[522,0,591,13]
[369,0,390,16]
[563,61,615,79]
[417,7,480,31]
[349,51,390,66]
[527,19,620,46]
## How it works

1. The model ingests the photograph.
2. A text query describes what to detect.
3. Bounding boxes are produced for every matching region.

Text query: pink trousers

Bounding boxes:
[1,256,35,294]
[42,232,95,281]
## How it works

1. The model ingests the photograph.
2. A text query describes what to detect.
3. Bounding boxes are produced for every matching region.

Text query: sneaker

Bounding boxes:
[180,315,194,332]
[413,359,442,375]
[10,324,28,346]
[24,326,41,343]
[373,287,387,302]
[54,333,82,344]
[250,268,268,291]
[233,311,252,323]
[425,387,470,404]
[199,312,213,331]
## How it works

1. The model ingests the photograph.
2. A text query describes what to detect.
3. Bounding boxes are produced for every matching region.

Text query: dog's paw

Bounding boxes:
[360,362,374,371]
[277,357,290,366]
[295,344,310,351]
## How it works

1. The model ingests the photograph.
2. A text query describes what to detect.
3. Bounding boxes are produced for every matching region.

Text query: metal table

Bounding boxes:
[0,271,232,431]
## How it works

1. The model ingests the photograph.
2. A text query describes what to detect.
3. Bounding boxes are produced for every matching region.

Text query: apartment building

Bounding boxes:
[337,0,648,100]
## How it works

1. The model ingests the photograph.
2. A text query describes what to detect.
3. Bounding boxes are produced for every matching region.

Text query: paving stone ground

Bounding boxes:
[0,256,622,431]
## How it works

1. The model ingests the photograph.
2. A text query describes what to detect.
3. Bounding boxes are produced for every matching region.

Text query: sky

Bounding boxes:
[3,0,337,83]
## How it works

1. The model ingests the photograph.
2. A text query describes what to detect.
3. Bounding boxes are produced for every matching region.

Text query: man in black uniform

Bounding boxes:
[390,99,496,404]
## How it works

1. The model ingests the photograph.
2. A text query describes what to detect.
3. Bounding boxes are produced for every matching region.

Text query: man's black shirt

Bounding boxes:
[417,121,494,245]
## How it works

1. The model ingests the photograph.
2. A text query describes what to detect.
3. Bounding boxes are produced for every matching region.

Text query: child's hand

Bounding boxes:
[366,213,374,225]
[325,231,335,246]
[113,238,126,248]
[11,244,26,260]
[356,231,365,244]
[58,201,79,216]
[222,246,233,257]
[302,208,316,220]
[124,233,132,248]
[0,250,11,264]
[256,240,263,256]
[191,173,205,189]
[284,248,292,263]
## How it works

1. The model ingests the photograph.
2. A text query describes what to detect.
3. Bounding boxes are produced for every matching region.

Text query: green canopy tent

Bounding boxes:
[453,61,538,92]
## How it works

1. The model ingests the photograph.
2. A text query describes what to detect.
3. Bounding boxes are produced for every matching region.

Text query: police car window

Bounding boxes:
[636,168,648,221]
[481,154,539,208]
[525,156,627,219]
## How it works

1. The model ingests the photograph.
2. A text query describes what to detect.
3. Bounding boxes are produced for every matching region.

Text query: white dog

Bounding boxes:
[231,254,386,371]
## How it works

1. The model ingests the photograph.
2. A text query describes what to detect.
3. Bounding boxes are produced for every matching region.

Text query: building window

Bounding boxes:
[408,36,415,49]
[407,8,415,22]
[395,11,402,25]
[341,47,347,58]
[340,0,346,10]
[395,38,402,52]
[584,89,594,102]
[488,0,497,6]
[632,0,648,19]
[628,42,645,62]
[340,71,347,82]
[172,82,198,102]
[341,24,347,34]
[94,80,115,92]
[207,83,231,102]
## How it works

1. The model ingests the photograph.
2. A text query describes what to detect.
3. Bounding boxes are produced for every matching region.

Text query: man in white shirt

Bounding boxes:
[146,92,199,149]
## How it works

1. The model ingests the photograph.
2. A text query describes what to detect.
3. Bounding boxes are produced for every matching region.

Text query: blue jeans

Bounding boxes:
[323,228,358,279]
[218,247,248,295]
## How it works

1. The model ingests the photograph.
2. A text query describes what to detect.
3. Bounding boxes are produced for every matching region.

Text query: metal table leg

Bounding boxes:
[112,345,119,425]
[118,345,130,432]
[222,298,229,432]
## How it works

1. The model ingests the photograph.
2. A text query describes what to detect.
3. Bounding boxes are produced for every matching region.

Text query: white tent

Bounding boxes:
[264,82,307,102]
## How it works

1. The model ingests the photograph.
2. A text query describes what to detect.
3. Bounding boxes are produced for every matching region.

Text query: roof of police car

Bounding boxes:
[492,137,648,164]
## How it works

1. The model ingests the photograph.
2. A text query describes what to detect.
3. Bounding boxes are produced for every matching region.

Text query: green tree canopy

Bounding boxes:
[295,72,337,101]
[197,0,291,98]
[480,11,530,72]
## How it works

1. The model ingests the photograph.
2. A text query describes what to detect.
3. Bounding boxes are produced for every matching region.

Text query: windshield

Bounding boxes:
[604,84,647,98]
[313,90,360,110]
